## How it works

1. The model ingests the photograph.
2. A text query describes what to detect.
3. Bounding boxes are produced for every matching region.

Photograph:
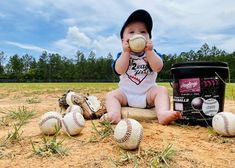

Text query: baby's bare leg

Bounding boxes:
[147,86,182,125]
[101,89,127,124]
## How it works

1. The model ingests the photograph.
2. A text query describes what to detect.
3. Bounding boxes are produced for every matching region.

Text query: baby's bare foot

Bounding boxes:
[99,113,120,124]
[157,111,182,125]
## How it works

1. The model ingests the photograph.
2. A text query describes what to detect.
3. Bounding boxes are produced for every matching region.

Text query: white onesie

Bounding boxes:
[113,52,158,108]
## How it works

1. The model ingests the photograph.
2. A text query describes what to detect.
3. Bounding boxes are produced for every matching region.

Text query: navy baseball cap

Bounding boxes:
[120,9,153,39]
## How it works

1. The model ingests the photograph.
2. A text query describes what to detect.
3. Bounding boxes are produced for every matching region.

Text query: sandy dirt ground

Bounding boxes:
[0,89,235,168]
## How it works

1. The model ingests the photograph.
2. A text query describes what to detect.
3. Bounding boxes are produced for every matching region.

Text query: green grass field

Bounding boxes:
[0,82,234,100]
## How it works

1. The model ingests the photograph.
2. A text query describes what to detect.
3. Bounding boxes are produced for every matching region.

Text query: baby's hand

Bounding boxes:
[145,39,153,51]
[122,39,131,52]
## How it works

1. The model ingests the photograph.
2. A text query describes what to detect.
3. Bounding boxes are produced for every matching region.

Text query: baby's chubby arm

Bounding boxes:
[115,38,131,75]
[145,39,163,72]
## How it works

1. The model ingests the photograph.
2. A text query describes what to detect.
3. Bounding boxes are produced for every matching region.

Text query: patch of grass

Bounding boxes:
[207,126,232,144]
[6,124,23,143]
[109,150,138,167]
[90,120,114,142]
[26,96,41,104]
[9,106,35,125]
[147,144,175,167]
[207,126,216,134]
[225,83,235,100]
[109,143,176,167]
[1,106,36,147]
[0,82,234,99]
[31,127,68,157]
[0,123,23,147]
[88,135,99,143]
[0,106,34,128]
[0,83,119,96]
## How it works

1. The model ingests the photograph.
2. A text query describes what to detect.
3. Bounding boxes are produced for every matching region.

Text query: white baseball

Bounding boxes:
[114,119,143,150]
[66,105,83,115]
[202,98,219,116]
[62,111,85,136]
[129,34,146,53]
[212,112,235,136]
[38,111,62,135]
[66,91,78,106]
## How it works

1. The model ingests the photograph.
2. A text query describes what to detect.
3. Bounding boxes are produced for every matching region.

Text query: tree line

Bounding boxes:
[0,43,234,82]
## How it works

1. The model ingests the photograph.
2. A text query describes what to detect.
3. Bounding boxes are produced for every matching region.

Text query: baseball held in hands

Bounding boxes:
[129,34,146,53]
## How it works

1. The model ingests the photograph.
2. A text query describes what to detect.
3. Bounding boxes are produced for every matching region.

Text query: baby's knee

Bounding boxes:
[158,86,168,95]
[106,89,124,101]
[105,91,116,99]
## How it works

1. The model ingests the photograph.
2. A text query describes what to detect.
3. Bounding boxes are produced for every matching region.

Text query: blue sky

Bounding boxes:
[0,0,235,60]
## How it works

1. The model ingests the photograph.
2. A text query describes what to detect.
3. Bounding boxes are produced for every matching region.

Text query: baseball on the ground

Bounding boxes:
[62,111,85,136]
[38,111,62,135]
[114,118,143,150]
[212,112,235,136]
[66,105,83,115]
[129,34,146,53]
[66,91,80,106]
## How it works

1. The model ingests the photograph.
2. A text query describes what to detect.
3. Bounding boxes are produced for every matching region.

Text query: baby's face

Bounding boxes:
[122,21,149,42]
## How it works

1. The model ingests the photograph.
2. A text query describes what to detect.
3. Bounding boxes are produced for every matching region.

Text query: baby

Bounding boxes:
[101,9,182,124]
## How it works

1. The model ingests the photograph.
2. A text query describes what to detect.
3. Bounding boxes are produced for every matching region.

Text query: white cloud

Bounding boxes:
[25,8,52,21]
[195,34,226,43]
[6,41,48,53]
[219,38,235,53]
[53,26,91,56]
[92,34,121,56]
[67,26,91,47]
[53,39,78,57]
[153,0,235,30]
[53,26,121,57]
[62,18,78,26]
[1,0,235,57]
[92,35,120,50]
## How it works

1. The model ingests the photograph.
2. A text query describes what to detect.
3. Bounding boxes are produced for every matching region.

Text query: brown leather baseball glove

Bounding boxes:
[80,95,107,119]
[58,90,106,119]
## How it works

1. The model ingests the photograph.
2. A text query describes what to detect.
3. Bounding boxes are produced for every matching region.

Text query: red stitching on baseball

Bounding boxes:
[62,119,71,135]
[220,113,231,136]
[115,119,132,143]
[39,115,61,127]
[72,112,84,128]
